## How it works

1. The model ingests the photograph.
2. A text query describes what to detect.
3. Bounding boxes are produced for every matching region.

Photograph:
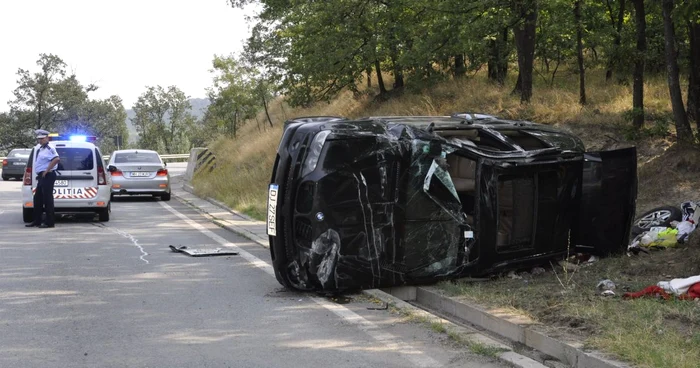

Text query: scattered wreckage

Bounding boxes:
[628,201,698,252]
[267,114,638,292]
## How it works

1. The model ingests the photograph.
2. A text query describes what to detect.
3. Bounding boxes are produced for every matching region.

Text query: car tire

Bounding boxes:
[161,192,171,201]
[274,267,294,289]
[1,175,8,181]
[23,208,33,223]
[631,206,683,236]
[98,204,110,222]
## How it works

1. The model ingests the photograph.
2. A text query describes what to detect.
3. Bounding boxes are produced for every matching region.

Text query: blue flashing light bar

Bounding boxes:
[48,134,98,143]
[70,135,87,142]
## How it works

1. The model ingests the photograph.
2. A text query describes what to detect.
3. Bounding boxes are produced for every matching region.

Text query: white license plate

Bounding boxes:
[131,172,150,177]
[267,184,279,236]
[55,180,69,187]
[13,162,25,166]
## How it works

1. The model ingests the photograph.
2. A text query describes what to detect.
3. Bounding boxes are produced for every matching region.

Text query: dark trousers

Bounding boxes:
[33,171,56,226]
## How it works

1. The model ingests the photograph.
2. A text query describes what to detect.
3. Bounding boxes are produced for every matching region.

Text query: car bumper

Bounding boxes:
[22,185,111,212]
[111,177,170,194]
[2,167,25,176]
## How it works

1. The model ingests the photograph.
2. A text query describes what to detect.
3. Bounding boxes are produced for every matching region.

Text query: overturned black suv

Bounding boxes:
[267,114,637,292]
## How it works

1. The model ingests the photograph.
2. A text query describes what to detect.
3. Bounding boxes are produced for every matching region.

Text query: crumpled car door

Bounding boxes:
[572,147,637,255]
[401,140,473,282]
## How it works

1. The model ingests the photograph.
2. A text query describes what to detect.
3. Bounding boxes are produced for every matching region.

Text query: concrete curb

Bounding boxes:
[363,289,548,368]
[177,184,269,248]
[382,286,630,368]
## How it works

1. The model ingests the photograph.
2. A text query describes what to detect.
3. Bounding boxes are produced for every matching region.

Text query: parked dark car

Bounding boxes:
[2,148,32,180]
[267,114,637,292]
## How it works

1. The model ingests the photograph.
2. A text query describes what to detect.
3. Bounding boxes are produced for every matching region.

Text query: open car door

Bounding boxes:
[573,147,637,256]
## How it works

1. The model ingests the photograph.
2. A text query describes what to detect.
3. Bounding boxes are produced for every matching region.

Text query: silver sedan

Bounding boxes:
[107,150,171,201]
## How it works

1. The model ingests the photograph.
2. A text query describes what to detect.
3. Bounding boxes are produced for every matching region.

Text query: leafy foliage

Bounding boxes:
[223,0,699,143]
[1,54,128,154]
[131,86,197,153]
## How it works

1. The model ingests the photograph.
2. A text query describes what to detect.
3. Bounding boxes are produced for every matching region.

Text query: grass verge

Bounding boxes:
[389,300,509,358]
[438,236,700,368]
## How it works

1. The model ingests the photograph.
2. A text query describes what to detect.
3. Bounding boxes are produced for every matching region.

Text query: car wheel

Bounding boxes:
[23,208,33,223]
[161,192,171,201]
[98,204,111,222]
[631,206,683,236]
[274,268,294,289]
[1,175,8,181]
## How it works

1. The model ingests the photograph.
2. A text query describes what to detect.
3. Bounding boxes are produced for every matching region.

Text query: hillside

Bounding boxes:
[125,98,210,142]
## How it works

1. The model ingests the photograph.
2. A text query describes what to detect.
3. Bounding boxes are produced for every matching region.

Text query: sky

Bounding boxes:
[0,0,257,112]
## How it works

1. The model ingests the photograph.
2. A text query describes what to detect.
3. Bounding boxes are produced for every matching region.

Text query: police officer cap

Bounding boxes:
[35,129,50,138]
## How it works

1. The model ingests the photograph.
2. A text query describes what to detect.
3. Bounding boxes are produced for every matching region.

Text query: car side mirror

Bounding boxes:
[108,165,117,172]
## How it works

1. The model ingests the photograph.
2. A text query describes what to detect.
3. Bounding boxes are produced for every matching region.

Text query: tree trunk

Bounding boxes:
[605,0,626,81]
[375,59,387,95]
[575,0,586,105]
[688,21,700,129]
[631,0,646,130]
[499,27,509,80]
[512,0,538,103]
[487,35,508,85]
[662,0,693,144]
[513,72,523,95]
[390,49,404,89]
[366,66,372,88]
[233,109,238,138]
[261,91,273,127]
[454,54,466,77]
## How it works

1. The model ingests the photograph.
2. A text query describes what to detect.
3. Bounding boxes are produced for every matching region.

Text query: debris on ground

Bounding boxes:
[628,201,699,252]
[623,274,700,300]
[507,270,522,279]
[168,245,239,257]
[531,267,546,276]
[558,260,580,272]
[597,279,616,292]
[367,302,389,310]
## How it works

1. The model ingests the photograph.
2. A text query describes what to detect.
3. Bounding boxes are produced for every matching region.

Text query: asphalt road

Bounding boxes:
[0,164,505,368]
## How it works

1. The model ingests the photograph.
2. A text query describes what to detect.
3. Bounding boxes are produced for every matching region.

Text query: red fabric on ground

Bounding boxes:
[680,283,700,300]
[622,285,672,300]
[623,283,700,300]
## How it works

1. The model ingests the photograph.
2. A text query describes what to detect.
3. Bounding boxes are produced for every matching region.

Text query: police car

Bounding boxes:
[22,134,112,223]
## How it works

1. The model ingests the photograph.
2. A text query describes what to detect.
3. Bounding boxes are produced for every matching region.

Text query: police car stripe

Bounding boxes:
[32,187,99,199]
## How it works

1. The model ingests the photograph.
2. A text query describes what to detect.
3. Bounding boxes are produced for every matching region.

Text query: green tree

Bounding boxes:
[206,55,257,137]
[131,86,194,153]
[512,0,539,103]
[662,0,693,143]
[64,96,129,154]
[1,54,128,152]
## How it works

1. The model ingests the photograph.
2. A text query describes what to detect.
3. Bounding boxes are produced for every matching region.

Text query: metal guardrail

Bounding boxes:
[100,153,190,161]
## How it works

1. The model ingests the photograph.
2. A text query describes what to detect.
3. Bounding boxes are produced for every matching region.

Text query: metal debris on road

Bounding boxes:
[367,302,389,310]
[168,245,239,257]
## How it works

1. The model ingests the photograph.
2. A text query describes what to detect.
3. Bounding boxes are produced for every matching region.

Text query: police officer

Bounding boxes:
[26,129,60,228]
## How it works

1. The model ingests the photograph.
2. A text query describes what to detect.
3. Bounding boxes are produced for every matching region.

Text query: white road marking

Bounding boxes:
[158,201,442,368]
[99,225,150,264]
